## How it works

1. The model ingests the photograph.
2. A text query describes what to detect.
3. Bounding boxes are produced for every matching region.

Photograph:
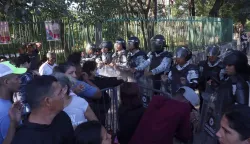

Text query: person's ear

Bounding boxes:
[62,86,68,94]
[44,97,52,108]
[3,78,9,85]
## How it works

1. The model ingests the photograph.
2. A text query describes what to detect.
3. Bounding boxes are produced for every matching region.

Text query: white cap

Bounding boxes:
[178,86,200,107]
[0,61,27,77]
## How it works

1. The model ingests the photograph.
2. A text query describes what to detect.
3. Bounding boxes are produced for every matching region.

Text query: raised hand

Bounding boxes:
[73,84,85,94]
[9,101,23,127]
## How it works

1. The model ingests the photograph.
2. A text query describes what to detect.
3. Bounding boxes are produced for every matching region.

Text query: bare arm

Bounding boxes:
[84,78,102,99]
[3,102,23,144]
[84,106,98,121]
[3,122,18,144]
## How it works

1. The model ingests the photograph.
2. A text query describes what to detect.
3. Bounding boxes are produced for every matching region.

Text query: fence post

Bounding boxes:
[95,22,102,45]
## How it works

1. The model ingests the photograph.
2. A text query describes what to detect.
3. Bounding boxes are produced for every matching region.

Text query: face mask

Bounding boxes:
[151,41,163,52]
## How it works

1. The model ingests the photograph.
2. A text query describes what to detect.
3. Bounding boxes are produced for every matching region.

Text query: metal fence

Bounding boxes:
[91,86,120,137]
[0,17,233,62]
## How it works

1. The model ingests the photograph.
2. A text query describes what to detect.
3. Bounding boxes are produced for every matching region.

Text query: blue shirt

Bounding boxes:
[0,99,12,144]
[72,80,98,98]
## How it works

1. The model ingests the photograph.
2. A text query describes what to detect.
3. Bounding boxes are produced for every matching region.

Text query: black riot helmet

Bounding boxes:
[206,45,220,57]
[86,43,97,50]
[175,47,192,61]
[223,50,248,74]
[150,34,167,52]
[99,41,113,51]
[128,36,140,50]
[115,38,126,50]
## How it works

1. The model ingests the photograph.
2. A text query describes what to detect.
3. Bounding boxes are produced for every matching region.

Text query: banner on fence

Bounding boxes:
[45,21,61,41]
[0,22,11,44]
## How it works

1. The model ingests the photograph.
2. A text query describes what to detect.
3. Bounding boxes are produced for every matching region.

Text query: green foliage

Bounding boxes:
[195,0,216,16]
[245,20,250,31]
[171,0,189,18]
[0,0,74,22]
[218,0,250,25]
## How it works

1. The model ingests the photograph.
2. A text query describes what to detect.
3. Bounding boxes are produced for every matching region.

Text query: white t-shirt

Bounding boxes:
[39,62,57,75]
[64,94,89,128]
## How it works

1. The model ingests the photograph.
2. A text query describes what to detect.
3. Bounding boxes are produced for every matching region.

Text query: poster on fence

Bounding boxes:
[0,22,11,44]
[45,21,61,41]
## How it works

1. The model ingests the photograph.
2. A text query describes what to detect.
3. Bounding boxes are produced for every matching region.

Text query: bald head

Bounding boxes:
[0,74,21,95]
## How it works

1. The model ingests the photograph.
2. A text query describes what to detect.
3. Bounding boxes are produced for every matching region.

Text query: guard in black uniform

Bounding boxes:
[198,45,225,109]
[220,50,249,111]
[81,43,98,63]
[111,38,127,69]
[140,34,172,90]
[127,36,147,81]
[200,50,250,144]
[96,41,113,67]
[167,47,199,94]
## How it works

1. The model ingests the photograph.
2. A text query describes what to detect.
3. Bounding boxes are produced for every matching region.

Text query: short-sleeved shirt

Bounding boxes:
[0,99,12,144]
[11,111,75,144]
[72,80,98,98]
[64,95,88,128]
[39,62,57,75]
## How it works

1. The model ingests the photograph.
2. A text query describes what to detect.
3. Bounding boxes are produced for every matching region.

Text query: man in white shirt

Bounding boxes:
[39,52,57,75]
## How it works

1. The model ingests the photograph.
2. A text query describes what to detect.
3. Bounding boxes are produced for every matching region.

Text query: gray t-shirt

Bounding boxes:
[64,93,88,128]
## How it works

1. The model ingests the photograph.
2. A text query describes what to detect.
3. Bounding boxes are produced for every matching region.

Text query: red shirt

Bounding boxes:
[129,96,193,144]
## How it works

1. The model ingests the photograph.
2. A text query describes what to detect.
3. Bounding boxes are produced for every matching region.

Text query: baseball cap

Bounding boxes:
[178,86,200,107]
[0,61,27,77]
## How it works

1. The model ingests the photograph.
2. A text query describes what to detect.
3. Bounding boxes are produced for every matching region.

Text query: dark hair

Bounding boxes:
[120,82,142,107]
[15,54,31,67]
[0,56,7,61]
[52,72,71,95]
[25,75,57,110]
[67,52,81,65]
[223,50,249,74]
[38,54,47,68]
[225,105,250,141]
[53,62,76,74]
[75,121,102,144]
[82,61,97,76]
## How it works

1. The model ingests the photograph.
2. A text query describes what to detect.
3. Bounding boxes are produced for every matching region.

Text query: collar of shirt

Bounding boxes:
[154,51,165,57]
[176,61,190,71]
[131,50,140,56]
[69,90,78,97]
[207,59,221,67]
[118,49,126,54]
[45,61,56,70]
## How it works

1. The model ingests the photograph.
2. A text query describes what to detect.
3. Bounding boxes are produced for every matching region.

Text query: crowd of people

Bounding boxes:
[0,34,250,144]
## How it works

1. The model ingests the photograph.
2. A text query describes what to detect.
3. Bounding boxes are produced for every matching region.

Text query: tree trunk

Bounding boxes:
[209,0,224,17]
[95,22,102,46]
[86,26,91,43]
[191,0,195,16]
[126,22,130,38]
[60,20,69,60]
[189,0,195,16]
[154,0,157,19]
[141,20,148,50]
